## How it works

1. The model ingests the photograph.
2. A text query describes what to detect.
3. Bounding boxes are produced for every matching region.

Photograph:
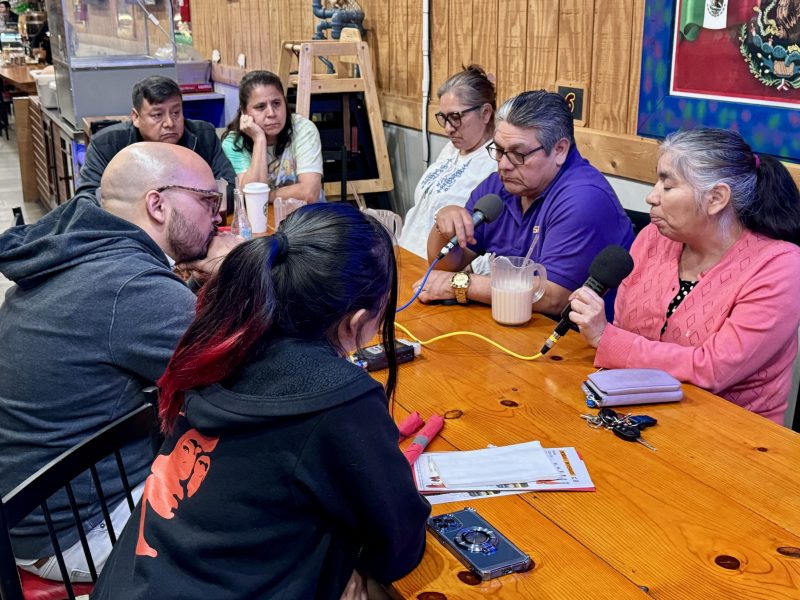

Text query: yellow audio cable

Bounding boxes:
[395,322,556,361]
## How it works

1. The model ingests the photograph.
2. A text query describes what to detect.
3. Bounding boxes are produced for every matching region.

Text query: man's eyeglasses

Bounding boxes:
[157,185,223,215]
[434,104,483,128]
[486,142,545,166]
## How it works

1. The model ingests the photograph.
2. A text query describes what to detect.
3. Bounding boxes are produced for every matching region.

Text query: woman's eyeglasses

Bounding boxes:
[157,185,223,215]
[486,142,545,166]
[434,104,483,128]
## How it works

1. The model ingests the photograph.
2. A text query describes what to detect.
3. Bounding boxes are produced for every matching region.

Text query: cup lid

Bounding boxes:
[243,182,270,193]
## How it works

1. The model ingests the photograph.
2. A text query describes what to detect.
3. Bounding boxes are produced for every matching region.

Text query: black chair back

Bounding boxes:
[625,208,651,235]
[0,402,158,600]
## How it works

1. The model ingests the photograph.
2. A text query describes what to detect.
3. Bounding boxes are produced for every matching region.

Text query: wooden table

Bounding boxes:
[0,65,36,95]
[389,250,800,599]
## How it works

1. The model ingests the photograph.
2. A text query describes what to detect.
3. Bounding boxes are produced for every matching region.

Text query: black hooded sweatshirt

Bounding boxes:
[92,338,431,599]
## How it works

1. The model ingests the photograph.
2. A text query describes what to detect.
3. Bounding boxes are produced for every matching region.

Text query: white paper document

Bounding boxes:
[428,441,558,487]
[414,446,595,502]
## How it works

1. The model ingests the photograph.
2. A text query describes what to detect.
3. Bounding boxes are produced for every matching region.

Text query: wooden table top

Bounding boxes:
[0,65,37,93]
[388,249,800,599]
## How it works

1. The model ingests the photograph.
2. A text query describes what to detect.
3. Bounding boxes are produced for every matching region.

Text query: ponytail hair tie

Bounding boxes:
[753,153,760,170]
[272,231,289,260]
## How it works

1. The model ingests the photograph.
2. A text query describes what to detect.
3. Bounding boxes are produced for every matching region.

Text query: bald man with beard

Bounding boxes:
[0,142,240,583]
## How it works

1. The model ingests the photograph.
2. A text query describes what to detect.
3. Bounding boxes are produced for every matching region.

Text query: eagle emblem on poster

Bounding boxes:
[740,0,800,90]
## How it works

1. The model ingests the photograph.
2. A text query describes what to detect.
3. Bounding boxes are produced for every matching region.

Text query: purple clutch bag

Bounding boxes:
[582,369,683,407]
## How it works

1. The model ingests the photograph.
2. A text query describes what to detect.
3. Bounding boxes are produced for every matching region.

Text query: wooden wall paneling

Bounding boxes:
[407,0,423,102]
[203,0,219,60]
[389,0,409,96]
[472,0,498,82]
[232,0,246,68]
[228,0,244,65]
[448,0,472,80]
[235,1,249,67]
[429,0,449,91]
[590,0,633,133]
[219,0,231,63]
[575,128,657,183]
[209,0,224,64]
[193,0,208,59]
[197,0,800,192]
[495,0,530,103]
[211,63,259,88]
[277,0,293,69]
[239,0,258,70]
[556,0,595,89]
[299,0,316,45]
[524,0,558,94]
[362,0,391,92]
[189,0,207,59]
[626,0,646,135]
[423,0,450,132]
[257,1,274,71]
[208,0,227,65]
[221,1,235,68]
[380,93,422,129]
[200,1,215,61]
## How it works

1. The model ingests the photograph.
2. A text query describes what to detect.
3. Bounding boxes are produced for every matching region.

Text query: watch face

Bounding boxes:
[452,272,470,287]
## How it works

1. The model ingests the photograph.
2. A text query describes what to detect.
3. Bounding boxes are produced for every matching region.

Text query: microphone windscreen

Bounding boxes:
[473,194,504,223]
[588,245,634,289]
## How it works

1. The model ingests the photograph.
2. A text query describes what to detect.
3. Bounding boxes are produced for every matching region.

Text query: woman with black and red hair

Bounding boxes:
[93,204,430,599]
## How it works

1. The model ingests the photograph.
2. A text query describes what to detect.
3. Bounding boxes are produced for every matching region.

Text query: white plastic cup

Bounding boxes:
[243,182,270,234]
[274,197,307,229]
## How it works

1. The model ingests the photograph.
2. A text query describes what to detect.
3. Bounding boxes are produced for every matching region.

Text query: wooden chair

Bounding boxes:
[278,39,394,200]
[0,402,158,600]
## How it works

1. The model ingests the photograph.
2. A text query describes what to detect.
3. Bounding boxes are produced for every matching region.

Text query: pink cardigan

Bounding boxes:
[596,224,800,424]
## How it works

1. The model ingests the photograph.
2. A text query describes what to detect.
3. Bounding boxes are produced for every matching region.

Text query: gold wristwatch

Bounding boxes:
[450,271,470,304]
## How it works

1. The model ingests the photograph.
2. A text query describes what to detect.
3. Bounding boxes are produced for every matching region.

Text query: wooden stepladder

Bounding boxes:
[277,39,394,199]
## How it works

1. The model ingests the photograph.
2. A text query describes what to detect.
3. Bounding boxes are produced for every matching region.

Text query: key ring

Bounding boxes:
[579,414,604,429]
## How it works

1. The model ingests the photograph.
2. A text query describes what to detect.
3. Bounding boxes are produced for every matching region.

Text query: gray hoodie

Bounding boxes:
[0,195,196,557]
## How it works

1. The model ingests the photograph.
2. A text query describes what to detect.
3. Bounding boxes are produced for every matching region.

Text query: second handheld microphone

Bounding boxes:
[437,194,505,259]
[540,245,634,355]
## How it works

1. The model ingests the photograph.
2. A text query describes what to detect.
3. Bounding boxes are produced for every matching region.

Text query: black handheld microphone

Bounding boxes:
[540,244,634,355]
[437,194,505,259]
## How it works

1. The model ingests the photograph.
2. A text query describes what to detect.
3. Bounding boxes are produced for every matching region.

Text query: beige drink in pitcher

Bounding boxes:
[492,284,536,325]
[490,256,547,326]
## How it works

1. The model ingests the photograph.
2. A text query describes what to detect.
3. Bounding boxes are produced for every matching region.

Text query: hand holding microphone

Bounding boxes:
[436,194,504,259]
[540,245,634,355]
[567,287,609,347]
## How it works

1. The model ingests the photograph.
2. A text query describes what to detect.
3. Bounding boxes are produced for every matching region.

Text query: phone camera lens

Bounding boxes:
[431,515,459,531]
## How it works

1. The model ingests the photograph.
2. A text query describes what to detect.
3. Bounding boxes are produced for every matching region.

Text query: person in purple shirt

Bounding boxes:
[415,90,634,319]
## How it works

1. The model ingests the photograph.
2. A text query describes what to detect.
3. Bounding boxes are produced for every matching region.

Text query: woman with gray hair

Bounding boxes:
[399,65,496,260]
[570,128,800,424]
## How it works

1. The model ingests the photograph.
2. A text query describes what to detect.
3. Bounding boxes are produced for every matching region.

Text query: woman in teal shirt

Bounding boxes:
[222,70,324,203]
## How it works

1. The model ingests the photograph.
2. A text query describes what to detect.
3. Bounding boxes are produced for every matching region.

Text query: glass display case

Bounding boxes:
[46,0,177,126]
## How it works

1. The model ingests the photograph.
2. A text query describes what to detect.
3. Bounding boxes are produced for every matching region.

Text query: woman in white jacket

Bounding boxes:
[400,65,497,273]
